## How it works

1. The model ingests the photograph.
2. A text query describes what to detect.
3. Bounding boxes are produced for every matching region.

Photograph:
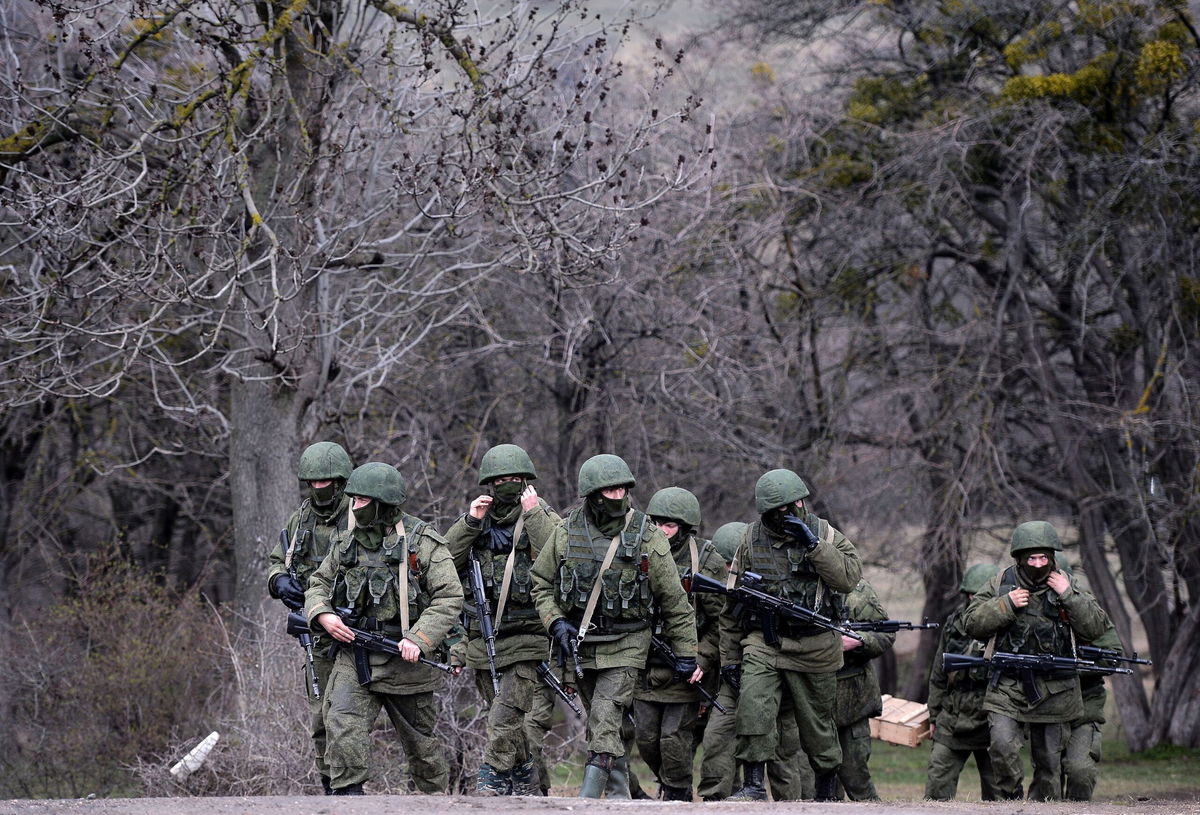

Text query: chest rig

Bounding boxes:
[290,499,347,582]
[993,565,1077,661]
[557,507,654,634]
[468,518,538,624]
[737,518,844,638]
[944,608,990,688]
[331,515,432,633]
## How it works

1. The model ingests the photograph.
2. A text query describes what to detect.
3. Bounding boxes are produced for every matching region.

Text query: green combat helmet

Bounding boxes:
[577,454,636,497]
[478,443,537,485]
[345,462,407,508]
[959,563,1000,595]
[712,522,748,564]
[1009,520,1062,556]
[298,441,353,482]
[646,487,702,527]
[754,468,811,514]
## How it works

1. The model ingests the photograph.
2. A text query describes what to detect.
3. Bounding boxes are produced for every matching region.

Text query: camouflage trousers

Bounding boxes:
[735,654,840,774]
[988,712,1066,800]
[303,651,336,777]
[324,659,448,793]
[697,683,812,800]
[632,699,698,791]
[924,740,997,800]
[835,718,878,800]
[1063,721,1102,801]
[576,666,638,757]
[475,662,555,789]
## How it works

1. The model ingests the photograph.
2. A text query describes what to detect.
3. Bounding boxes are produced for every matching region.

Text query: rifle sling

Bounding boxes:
[396,518,410,636]
[576,510,633,647]
[493,514,525,635]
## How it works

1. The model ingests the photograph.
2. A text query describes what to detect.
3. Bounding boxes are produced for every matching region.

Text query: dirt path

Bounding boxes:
[3,795,1199,815]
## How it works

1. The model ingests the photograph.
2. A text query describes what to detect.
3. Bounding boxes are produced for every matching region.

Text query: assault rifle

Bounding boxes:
[1077,645,1152,667]
[279,529,321,700]
[846,619,940,634]
[942,651,1132,706]
[467,557,501,694]
[690,571,864,646]
[286,611,457,686]
[648,635,728,714]
[536,660,585,718]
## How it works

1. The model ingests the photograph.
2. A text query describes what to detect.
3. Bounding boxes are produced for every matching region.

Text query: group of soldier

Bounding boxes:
[266,440,1129,802]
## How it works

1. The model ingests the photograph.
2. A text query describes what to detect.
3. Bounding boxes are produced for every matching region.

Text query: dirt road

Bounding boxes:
[3,795,1199,815]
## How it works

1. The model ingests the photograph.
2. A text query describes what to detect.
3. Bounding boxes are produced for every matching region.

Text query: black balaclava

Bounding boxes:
[1018,550,1056,585]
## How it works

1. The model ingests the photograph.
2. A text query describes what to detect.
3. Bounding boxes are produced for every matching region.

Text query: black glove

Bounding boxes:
[781,514,820,551]
[549,618,580,668]
[721,663,742,691]
[671,655,698,684]
[272,573,306,610]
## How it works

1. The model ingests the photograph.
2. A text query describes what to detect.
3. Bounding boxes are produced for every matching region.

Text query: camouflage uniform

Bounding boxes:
[1063,621,1120,800]
[697,523,812,802]
[720,470,862,801]
[445,444,562,796]
[305,463,464,794]
[924,564,1000,801]
[833,578,894,801]
[530,455,698,799]
[963,521,1108,801]
[266,441,352,791]
[697,683,811,800]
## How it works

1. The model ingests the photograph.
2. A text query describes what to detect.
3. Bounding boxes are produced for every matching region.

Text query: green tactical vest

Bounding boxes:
[943,608,990,687]
[556,506,654,634]
[994,565,1077,661]
[331,514,433,631]
[739,516,844,635]
[467,519,539,625]
[290,499,346,582]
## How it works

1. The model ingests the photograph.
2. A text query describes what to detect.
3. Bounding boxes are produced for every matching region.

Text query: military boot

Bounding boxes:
[728,762,767,801]
[814,771,839,802]
[606,756,632,799]
[580,752,613,798]
[660,783,692,801]
[332,782,364,795]
[510,756,541,796]
[477,763,513,796]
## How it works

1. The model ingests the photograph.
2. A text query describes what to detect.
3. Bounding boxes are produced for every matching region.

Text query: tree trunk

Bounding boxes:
[229,376,300,624]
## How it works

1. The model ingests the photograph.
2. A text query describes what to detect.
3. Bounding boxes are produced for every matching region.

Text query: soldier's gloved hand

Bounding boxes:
[549,618,580,668]
[271,574,306,610]
[671,655,698,684]
[721,663,742,690]
[781,514,820,551]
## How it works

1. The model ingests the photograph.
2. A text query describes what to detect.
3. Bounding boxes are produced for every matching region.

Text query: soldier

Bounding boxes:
[963,521,1108,801]
[266,441,353,795]
[445,444,561,796]
[1063,607,1121,800]
[697,522,812,802]
[305,462,464,795]
[833,577,895,801]
[924,563,1000,801]
[720,469,862,802]
[632,487,726,801]
[530,454,700,799]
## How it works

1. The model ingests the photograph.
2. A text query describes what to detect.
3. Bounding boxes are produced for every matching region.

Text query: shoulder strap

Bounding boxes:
[577,510,632,645]
[493,514,526,633]
[395,518,410,635]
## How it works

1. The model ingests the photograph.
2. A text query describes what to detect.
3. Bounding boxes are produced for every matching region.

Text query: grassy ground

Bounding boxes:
[869,738,1200,801]
[547,737,1200,801]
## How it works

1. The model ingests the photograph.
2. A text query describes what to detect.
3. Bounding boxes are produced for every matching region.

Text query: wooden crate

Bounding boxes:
[869,694,931,747]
